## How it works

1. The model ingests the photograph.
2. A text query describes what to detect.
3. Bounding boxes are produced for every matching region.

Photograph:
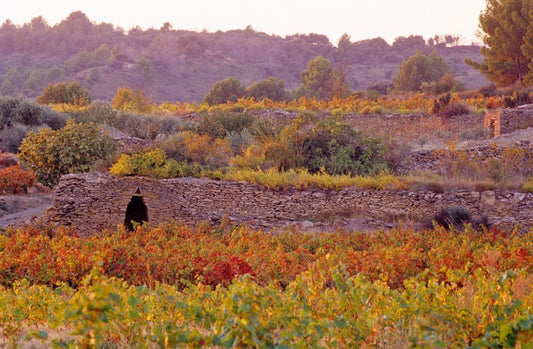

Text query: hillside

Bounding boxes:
[0,11,488,103]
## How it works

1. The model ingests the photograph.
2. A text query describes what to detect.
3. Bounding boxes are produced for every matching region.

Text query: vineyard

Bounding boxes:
[0,222,532,347]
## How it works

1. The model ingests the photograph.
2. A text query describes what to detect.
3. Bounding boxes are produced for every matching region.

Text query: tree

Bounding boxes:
[466,0,531,86]
[296,56,350,100]
[521,2,533,84]
[337,33,351,51]
[203,78,245,105]
[18,120,117,186]
[112,87,153,113]
[37,81,91,105]
[393,50,450,92]
[245,77,287,101]
[135,56,155,81]
[392,35,426,51]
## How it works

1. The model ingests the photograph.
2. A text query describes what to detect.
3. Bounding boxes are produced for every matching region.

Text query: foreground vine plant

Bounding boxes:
[0,223,531,347]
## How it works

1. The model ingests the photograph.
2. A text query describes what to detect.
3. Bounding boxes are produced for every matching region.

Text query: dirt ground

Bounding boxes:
[0,193,52,229]
[410,126,533,151]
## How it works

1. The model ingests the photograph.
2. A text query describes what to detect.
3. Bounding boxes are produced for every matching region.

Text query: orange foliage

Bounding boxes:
[0,223,530,289]
[0,165,36,194]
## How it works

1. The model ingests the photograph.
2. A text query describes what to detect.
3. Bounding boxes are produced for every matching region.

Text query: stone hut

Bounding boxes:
[484,105,533,137]
[39,172,533,236]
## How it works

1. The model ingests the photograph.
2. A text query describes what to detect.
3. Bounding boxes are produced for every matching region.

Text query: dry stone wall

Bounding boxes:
[40,172,533,236]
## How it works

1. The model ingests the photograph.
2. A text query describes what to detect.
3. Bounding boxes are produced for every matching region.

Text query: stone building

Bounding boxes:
[484,105,533,137]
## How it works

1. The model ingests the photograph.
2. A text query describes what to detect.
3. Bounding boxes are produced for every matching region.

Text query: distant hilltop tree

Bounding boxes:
[392,35,426,51]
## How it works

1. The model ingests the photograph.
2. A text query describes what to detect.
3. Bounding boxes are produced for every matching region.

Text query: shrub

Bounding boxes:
[182,132,231,168]
[230,144,266,169]
[37,81,91,105]
[425,206,477,230]
[226,129,256,154]
[0,97,68,153]
[112,113,184,139]
[112,87,154,114]
[159,131,232,168]
[524,177,533,192]
[434,143,533,189]
[0,123,32,153]
[18,120,117,186]
[366,80,393,95]
[245,77,288,102]
[203,78,246,105]
[421,73,464,95]
[0,165,36,194]
[197,111,254,139]
[0,96,67,131]
[73,101,118,125]
[111,148,165,177]
[276,113,392,175]
[110,148,200,178]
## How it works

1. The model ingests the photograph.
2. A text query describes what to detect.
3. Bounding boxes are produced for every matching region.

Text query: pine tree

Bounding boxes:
[466,0,531,86]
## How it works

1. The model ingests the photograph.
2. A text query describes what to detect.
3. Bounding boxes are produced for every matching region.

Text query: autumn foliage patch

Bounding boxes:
[0,223,532,347]
[0,165,36,194]
[0,222,531,289]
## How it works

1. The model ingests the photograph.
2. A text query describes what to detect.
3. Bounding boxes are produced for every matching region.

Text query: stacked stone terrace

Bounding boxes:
[41,172,532,236]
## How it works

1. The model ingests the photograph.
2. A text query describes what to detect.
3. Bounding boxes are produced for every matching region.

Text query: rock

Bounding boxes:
[513,192,526,204]
[300,220,314,228]
[481,191,496,206]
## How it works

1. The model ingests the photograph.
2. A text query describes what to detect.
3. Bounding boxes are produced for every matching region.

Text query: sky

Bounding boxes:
[2,0,487,45]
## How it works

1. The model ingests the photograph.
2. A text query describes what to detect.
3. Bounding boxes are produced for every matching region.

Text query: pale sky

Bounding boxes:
[2,0,486,45]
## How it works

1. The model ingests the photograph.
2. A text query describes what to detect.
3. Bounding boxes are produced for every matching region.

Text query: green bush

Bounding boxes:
[0,97,68,153]
[203,78,245,106]
[18,120,117,186]
[273,113,391,175]
[0,96,67,130]
[245,76,288,101]
[113,113,185,139]
[0,123,33,153]
[110,148,200,178]
[73,101,118,125]
[197,111,254,139]
[425,206,489,231]
[37,81,91,105]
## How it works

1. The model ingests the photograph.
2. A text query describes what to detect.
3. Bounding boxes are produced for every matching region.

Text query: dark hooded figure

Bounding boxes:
[124,196,148,231]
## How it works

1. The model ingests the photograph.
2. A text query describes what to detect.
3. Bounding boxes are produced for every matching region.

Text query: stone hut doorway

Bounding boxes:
[488,119,496,138]
[124,187,148,231]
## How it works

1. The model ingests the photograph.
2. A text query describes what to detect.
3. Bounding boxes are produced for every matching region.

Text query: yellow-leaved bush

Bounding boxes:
[18,120,117,186]
[110,148,194,178]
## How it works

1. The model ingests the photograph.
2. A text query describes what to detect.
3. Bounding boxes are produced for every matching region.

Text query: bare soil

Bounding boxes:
[0,193,53,229]
[412,126,533,151]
